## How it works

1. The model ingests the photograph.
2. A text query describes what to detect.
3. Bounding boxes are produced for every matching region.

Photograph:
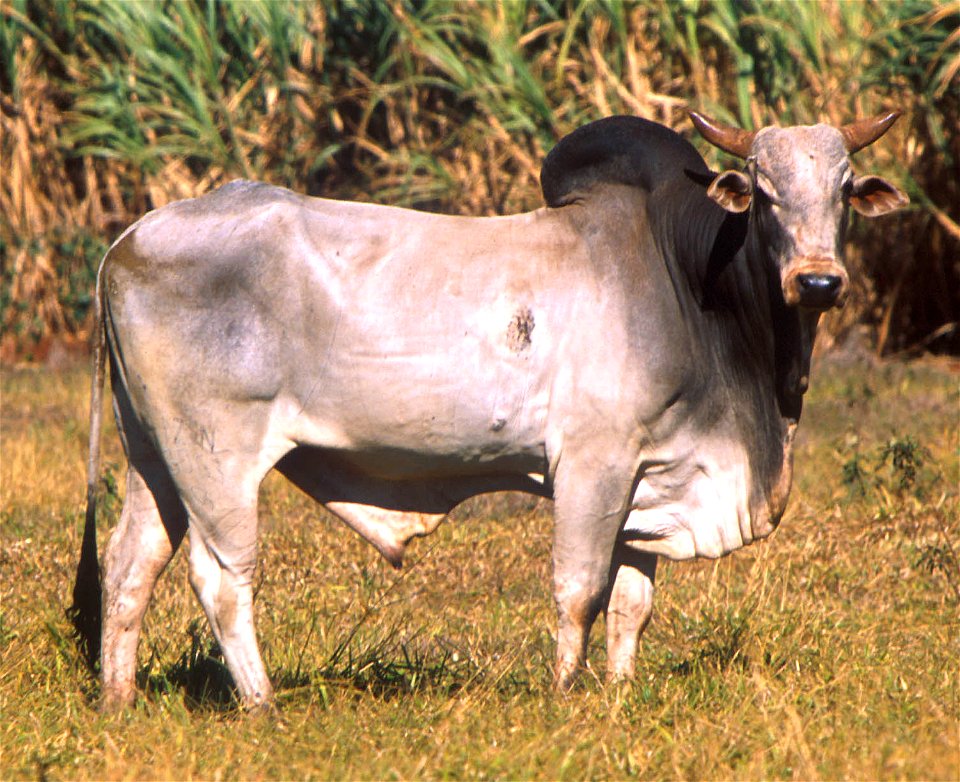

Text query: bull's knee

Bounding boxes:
[187,531,252,636]
[187,535,227,633]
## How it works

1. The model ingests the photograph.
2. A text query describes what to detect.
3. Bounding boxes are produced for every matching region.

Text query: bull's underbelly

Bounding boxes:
[282,373,550,476]
[273,443,549,567]
[336,442,546,481]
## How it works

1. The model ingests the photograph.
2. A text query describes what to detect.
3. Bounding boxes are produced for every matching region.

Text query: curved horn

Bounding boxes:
[839,111,902,154]
[689,111,756,159]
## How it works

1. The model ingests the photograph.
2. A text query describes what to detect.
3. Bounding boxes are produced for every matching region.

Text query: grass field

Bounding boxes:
[1,356,958,780]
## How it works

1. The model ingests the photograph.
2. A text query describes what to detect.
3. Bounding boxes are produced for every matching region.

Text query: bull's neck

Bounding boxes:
[694,204,814,528]
[686,204,816,423]
[649,179,818,426]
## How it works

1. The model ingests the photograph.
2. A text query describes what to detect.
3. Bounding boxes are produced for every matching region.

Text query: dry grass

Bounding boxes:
[1,356,957,780]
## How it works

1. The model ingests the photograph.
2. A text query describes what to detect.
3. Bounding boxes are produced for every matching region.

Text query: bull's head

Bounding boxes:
[690,111,909,311]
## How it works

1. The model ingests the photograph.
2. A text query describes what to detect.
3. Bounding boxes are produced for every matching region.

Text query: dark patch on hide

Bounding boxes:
[507,307,534,353]
[701,211,750,309]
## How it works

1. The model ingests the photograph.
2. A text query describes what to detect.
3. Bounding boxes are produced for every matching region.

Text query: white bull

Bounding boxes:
[71,112,907,710]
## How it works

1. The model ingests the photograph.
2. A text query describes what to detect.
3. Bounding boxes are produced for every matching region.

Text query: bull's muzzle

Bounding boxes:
[782,258,849,310]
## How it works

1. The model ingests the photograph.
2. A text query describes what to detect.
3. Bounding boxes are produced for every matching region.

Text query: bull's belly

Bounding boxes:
[334,442,548,482]
[280,347,552,481]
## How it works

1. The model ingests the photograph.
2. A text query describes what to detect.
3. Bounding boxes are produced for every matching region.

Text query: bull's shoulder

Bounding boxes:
[541,116,711,207]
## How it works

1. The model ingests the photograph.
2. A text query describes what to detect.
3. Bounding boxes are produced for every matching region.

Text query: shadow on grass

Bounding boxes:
[140,620,238,712]
[278,625,534,702]
[668,607,752,677]
[137,619,536,711]
[274,655,471,702]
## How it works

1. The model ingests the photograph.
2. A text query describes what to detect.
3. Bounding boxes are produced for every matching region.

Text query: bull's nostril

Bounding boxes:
[793,273,845,309]
[797,274,841,294]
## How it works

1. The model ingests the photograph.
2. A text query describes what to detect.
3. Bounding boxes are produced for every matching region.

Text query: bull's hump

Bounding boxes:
[541,116,710,207]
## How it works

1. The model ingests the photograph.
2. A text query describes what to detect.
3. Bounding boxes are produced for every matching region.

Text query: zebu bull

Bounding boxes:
[72,111,907,710]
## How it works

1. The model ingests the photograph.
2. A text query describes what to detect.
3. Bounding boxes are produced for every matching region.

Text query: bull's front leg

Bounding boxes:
[551,453,636,691]
[604,544,657,681]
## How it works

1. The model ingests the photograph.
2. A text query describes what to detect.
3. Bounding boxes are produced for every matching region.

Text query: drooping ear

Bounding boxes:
[849,175,909,217]
[707,170,753,213]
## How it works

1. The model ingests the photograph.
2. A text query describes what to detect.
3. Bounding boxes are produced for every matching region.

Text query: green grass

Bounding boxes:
[1,357,958,780]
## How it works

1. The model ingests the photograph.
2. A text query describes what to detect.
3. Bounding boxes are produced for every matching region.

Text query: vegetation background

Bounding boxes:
[1,0,958,363]
[0,1,958,780]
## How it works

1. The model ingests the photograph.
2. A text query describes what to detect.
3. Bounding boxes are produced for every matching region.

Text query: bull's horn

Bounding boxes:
[839,111,902,154]
[689,111,756,159]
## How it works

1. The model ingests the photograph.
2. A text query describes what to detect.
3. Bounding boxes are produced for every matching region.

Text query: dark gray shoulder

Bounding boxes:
[540,116,711,207]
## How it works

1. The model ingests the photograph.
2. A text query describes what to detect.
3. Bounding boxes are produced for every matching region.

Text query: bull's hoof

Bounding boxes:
[604,672,636,705]
[239,688,277,717]
[605,672,635,687]
[98,689,135,714]
[242,699,279,720]
[605,662,636,685]
[553,661,581,692]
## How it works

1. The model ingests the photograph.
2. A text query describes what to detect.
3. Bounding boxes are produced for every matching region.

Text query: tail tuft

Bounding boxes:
[69,499,102,672]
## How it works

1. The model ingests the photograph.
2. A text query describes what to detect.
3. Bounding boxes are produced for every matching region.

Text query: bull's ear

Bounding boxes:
[707,170,753,213]
[849,175,909,217]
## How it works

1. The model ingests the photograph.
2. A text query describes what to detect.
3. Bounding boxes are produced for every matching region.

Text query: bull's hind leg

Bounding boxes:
[186,507,273,711]
[101,463,187,710]
[100,382,187,711]
[165,426,280,711]
[604,545,657,682]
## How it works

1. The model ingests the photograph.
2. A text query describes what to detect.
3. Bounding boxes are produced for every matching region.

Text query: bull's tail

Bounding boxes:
[70,266,106,672]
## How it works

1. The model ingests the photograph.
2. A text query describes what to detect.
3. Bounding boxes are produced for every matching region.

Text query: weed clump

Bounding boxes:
[841,434,941,504]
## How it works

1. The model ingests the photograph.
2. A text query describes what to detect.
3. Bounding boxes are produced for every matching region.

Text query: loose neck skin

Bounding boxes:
[737,198,828,528]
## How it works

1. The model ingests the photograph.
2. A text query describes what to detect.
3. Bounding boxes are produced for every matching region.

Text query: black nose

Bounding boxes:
[796,274,843,308]
[798,274,841,294]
